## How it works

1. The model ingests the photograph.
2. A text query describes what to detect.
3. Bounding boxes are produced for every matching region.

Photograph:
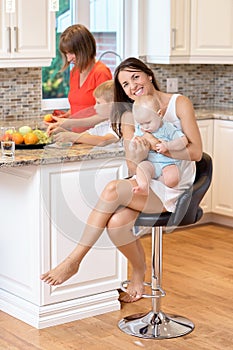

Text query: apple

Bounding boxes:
[5,128,15,135]
[52,109,66,116]
[18,126,32,135]
[2,133,13,141]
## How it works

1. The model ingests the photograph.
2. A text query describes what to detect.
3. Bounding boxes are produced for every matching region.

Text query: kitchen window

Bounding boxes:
[42,0,124,111]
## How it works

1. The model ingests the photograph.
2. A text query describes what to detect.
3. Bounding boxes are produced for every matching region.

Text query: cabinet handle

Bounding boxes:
[8,27,12,52]
[14,26,19,52]
[171,28,176,50]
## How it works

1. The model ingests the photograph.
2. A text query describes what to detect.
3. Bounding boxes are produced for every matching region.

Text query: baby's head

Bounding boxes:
[93,80,114,119]
[133,95,162,133]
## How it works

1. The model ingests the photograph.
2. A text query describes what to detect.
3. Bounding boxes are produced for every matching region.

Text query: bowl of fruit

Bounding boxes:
[1,126,52,149]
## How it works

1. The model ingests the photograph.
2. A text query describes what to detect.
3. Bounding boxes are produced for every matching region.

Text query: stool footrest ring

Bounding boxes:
[121,280,166,299]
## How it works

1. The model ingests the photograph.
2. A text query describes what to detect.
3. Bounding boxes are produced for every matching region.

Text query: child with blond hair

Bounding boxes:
[52,80,120,147]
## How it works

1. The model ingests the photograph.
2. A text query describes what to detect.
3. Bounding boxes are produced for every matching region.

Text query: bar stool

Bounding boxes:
[118,152,213,339]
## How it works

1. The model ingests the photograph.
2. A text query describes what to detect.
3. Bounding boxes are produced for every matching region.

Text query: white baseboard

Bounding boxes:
[0,288,120,329]
[198,213,233,228]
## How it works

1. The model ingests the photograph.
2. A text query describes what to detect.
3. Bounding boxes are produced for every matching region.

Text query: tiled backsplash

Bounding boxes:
[0,68,42,120]
[0,64,232,120]
[150,64,233,109]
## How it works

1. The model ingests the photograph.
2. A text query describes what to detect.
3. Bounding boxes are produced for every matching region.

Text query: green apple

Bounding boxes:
[18,126,32,135]
[5,128,15,134]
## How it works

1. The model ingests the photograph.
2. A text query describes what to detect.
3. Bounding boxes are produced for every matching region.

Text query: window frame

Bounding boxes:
[41,0,141,111]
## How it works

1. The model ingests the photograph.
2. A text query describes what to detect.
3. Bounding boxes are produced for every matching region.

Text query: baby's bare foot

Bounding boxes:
[40,257,80,286]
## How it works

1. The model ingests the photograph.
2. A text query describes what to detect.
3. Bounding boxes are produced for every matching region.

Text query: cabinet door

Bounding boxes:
[0,0,11,58]
[41,158,127,305]
[145,0,190,63]
[170,0,190,56]
[10,0,55,58]
[197,119,213,213]
[212,120,233,217]
[191,0,233,57]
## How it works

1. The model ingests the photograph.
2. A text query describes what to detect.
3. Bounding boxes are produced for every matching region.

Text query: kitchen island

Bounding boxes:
[0,144,128,329]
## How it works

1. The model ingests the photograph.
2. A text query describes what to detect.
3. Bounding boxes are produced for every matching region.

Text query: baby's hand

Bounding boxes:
[155,141,168,153]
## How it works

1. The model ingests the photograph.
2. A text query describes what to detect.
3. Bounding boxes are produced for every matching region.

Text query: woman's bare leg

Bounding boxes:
[107,207,146,302]
[41,178,164,286]
[107,189,163,302]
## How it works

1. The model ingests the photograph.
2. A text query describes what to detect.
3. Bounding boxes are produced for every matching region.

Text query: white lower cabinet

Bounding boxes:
[212,120,233,217]
[198,118,233,219]
[0,157,127,328]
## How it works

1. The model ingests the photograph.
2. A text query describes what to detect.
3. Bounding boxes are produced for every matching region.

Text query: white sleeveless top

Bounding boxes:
[149,94,196,212]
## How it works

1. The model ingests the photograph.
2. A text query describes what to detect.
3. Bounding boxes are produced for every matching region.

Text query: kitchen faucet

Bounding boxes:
[98,50,122,62]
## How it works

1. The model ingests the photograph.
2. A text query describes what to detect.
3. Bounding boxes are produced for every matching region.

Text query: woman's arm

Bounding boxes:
[150,95,202,162]
[171,95,202,161]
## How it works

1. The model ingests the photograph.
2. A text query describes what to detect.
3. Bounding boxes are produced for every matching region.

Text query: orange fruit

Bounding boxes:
[23,133,39,145]
[11,132,24,144]
[43,114,54,123]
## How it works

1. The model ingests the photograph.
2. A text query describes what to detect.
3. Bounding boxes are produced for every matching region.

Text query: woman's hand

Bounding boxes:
[126,136,150,165]
[46,117,69,135]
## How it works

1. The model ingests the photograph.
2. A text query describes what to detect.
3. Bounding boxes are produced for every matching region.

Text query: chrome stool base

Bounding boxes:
[118,310,194,339]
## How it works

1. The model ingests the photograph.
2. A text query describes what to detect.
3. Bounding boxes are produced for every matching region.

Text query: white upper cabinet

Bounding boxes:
[143,0,190,62]
[143,0,233,64]
[0,0,56,67]
[190,0,233,60]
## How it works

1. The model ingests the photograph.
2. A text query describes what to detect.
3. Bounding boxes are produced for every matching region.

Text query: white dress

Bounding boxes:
[148,94,196,212]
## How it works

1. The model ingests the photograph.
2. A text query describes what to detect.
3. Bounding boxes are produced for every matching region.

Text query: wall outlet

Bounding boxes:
[166,78,178,93]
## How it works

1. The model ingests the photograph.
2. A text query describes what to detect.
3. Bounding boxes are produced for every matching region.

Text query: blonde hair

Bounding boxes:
[93,80,114,103]
[133,95,159,112]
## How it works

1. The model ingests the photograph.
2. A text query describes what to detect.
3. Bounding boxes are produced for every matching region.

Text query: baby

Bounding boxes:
[130,95,188,195]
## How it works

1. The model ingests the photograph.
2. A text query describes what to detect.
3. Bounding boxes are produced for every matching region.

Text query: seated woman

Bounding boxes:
[41,57,202,303]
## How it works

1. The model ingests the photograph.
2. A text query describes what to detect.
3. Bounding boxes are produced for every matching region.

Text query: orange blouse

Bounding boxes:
[68,61,112,133]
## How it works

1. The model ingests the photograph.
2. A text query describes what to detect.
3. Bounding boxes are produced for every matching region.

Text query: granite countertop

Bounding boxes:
[195,108,233,121]
[0,144,125,168]
[1,107,232,168]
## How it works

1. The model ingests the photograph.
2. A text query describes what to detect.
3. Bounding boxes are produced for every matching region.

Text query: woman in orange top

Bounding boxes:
[47,24,112,136]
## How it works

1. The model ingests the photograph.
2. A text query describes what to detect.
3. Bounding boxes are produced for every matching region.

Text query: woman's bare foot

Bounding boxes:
[40,257,80,286]
[119,262,146,303]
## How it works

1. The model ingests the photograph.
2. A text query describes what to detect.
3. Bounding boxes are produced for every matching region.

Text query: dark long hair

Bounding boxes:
[112,57,160,138]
